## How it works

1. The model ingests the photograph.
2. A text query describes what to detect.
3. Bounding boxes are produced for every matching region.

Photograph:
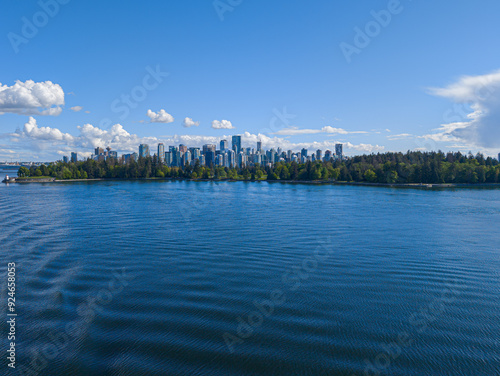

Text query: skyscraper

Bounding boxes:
[70,152,78,162]
[164,152,172,166]
[324,150,332,161]
[158,143,165,163]
[257,141,262,153]
[335,144,343,159]
[316,149,322,161]
[139,144,150,158]
[220,139,228,151]
[232,135,242,155]
[203,144,216,167]
[301,148,308,158]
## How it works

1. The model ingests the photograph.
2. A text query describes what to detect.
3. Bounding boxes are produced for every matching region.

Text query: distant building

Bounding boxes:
[192,148,201,161]
[220,139,228,151]
[70,152,78,163]
[95,147,104,156]
[335,144,343,160]
[316,149,322,161]
[63,156,69,163]
[232,135,242,155]
[498,153,500,162]
[324,150,332,161]
[301,148,308,158]
[182,150,191,166]
[205,150,216,167]
[123,153,138,163]
[158,143,165,163]
[139,144,150,158]
[108,151,118,159]
[164,152,172,166]
[257,141,262,153]
[179,144,188,153]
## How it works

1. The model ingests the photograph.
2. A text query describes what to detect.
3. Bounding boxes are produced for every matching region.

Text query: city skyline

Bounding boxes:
[64,135,345,168]
[2,1,500,161]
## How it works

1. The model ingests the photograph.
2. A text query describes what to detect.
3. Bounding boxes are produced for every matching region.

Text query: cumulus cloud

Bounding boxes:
[5,118,384,161]
[70,106,83,112]
[20,117,75,142]
[240,132,383,154]
[147,109,174,123]
[0,80,65,116]
[183,117,200,128]
[212,120,234,129]
[427,69,500,148]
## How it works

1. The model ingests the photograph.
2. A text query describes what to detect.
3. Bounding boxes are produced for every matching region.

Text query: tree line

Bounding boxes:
[17,151,500,184]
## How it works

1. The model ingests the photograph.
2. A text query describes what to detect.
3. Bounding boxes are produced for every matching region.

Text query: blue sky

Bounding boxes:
[1,0,500,161]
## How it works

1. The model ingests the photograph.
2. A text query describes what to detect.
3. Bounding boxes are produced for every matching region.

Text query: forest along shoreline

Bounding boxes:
[5,151,500,187]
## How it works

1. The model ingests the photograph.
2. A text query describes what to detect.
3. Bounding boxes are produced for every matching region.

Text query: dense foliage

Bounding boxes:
[18,151,500,184]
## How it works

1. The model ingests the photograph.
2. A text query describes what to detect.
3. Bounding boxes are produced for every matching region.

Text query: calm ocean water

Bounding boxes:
[1,173,499,375]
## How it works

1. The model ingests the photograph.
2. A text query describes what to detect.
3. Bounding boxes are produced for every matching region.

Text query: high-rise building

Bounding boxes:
[324,150,332,161]
[192,148,201,160]
[63,156,68,163]
[71,152,78,162]
[232,135,242,155]
[179,144,188,153]
[498,153,500,162]
[257,141,262,153]
[203,144,216,154]
[182,151,191,166]
[316,149,322,161]
[95,147,104,156]
[228,149,236,167]
[164,152,172,166]
[205,150,215,167]
[123,153,138,163]
[220,139,228,151]
[203,144,216,167]
[139,144,150,158]
[301,148,308,158]
[335,144,343,159]
[158,143,165,163]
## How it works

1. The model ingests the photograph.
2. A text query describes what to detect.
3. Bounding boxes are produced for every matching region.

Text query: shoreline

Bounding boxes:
[4,176,500,189]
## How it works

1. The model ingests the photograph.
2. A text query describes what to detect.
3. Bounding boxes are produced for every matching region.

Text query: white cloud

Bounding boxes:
[0,80,65,116]
[273,127,321,135]
[387,133,414,141]
[272,126,368,136]
[240,132,383,154]
[212,120,234,129]
[21,117,75,142]
[182,117,200,128]
[5,120,384,160]
[70,106,83,112]
[147,109,174,124]
[427,69,500,148]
